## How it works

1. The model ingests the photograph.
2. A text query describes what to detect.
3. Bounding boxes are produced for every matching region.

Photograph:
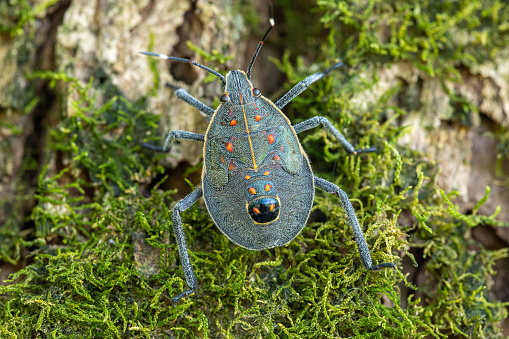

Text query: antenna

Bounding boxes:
[246,6,274,80]
[140,52,226,85]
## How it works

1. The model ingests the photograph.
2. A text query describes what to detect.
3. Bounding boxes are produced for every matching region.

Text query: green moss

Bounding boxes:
[317,0,509,77]
[1,0,509,338]
[0,0,59,39]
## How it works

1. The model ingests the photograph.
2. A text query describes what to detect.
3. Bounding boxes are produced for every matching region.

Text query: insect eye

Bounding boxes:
[220,94,229,103]
[253,88,261,97]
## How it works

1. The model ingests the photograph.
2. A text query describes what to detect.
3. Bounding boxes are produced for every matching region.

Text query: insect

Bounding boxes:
[142,14,395,304]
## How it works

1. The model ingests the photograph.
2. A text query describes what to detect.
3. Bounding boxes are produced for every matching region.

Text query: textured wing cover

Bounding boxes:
[203,96,314,250]
[203,158,314,250]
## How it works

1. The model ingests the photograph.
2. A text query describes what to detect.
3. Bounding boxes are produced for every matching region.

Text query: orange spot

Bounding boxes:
[253,207,261,214]
[269,204,275,211]
[265,184,271,192]
[229,120,237,126]
[244,174,251,180]
[255,114,261,121]
[226,143,233,152]
[249,187,257,195]
[228,160,235,171]
[280,145,284,151]
[263,171,270,176]
[273,154,281,161]
[268,134,275,144]
[220,154,225,164]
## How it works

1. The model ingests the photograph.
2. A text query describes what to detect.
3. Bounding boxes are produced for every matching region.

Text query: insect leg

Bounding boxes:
[142,130,204,153]
[293,116,376,154]
[314,176,395,271]
[166,83,215,117]
[171,187,203,304]
[275,62,344,109]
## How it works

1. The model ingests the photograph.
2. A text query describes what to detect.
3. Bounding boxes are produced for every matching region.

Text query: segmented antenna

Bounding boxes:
[246,6,274,80]
[140,52,226,85]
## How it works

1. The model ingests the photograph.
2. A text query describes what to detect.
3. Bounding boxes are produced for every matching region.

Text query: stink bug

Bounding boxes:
[142,14,395,304]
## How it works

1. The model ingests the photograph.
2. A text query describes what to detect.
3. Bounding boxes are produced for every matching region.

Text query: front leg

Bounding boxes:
[142,130,204,153]
[314,176,395,271]
[166,82,215,117]
[275,62,343,109]
[293,116,375,154]
[171,187,203,304]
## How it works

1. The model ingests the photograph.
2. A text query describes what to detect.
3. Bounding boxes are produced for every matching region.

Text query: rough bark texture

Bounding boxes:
[361,60,509,228]
[56,0,247,167]
[0,0,248,234]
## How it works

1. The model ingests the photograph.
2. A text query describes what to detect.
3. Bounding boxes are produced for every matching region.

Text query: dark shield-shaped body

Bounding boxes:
[202,70,314,250]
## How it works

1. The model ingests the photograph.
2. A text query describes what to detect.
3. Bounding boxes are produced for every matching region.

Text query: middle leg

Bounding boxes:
[293,116,376,154]
[142,130,204,153]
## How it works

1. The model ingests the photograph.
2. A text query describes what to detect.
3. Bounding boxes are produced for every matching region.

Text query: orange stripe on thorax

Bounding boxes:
[238,91,257,169]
